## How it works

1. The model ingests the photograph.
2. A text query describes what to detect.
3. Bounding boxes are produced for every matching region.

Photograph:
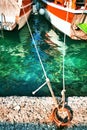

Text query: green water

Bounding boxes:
[0,14,87,96]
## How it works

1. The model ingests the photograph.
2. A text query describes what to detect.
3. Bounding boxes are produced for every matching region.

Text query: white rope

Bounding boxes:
[8,0,48,83]
[22,8,47,79]
[61,8,69,106]
[22,6,58,106]
[32,81,47,95]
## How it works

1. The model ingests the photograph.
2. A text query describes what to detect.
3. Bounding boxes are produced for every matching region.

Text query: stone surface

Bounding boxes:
[0,96,87,129]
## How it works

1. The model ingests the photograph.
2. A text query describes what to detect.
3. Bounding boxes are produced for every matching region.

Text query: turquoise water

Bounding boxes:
[0,14,87,96]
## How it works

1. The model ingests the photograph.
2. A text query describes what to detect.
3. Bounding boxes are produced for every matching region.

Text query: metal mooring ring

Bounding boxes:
[52,106,72,127]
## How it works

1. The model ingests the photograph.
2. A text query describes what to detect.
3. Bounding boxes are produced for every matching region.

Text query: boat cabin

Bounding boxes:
[54,0,86,9]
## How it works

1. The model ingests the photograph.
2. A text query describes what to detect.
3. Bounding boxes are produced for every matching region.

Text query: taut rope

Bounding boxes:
[22,5,58,107]
[51,7,72,128]
[22,3,72,127]
[61,8,69,108]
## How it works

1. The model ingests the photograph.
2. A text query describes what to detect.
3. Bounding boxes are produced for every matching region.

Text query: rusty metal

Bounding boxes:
[51,106,72,127]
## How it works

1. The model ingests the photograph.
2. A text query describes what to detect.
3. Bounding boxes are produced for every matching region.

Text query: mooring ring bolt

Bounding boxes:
[52,106,72,127]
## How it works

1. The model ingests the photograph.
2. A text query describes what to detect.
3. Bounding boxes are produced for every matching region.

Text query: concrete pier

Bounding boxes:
[0,96,87,129]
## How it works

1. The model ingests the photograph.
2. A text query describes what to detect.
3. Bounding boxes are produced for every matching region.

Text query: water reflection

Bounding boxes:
[0,14,87,96]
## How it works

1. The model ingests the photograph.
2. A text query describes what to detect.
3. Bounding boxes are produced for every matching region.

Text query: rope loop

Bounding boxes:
[51,105,72,127]
[58,89,66,108]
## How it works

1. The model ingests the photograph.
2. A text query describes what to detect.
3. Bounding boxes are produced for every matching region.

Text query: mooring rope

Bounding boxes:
[61,8,69,107]
[3,0,73,127]
[22,6,58,107]
[50,7,73,128]
[23,9,47,79]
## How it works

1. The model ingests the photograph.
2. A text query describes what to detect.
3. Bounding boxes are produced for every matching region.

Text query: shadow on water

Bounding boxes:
[0,27,20,43]
[0,14,87,97]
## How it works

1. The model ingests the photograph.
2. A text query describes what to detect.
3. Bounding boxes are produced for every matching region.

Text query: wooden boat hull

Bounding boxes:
[0,0,32,31]
[39,0,87,40]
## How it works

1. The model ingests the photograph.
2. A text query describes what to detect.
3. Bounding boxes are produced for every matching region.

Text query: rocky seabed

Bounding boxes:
[0,96,87,130]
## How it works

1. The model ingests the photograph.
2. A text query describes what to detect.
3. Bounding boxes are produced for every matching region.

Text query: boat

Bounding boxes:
[0,0,33,31]
[38,0,87,40]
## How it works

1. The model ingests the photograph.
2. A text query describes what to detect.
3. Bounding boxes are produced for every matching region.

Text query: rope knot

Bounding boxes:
[46,77,50,83]
[60,89,66,108]
[61,89,66,96]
